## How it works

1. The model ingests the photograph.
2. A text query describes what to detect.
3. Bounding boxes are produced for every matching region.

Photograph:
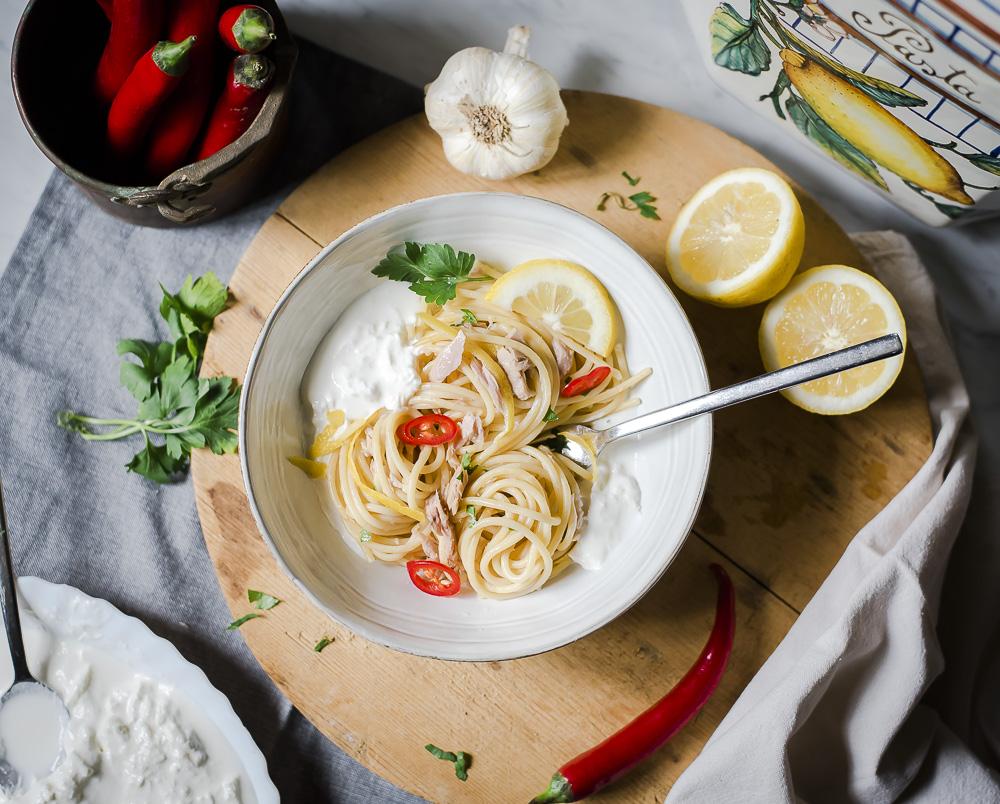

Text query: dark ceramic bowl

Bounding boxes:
[12,0,297,226]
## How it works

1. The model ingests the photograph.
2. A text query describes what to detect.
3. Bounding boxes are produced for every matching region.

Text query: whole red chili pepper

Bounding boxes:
[219,4,277,54]
[195,53,274,161]
[531,564,735,802]
[107,37,197,160]
[93,0,164,105]
[144,0,221,178]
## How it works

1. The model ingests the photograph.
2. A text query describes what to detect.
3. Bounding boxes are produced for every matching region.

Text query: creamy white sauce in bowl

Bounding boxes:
[0,578,278,804]
[302,281,424,435]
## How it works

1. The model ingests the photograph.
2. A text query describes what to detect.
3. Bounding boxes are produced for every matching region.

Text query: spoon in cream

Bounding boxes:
[0,479,68,793]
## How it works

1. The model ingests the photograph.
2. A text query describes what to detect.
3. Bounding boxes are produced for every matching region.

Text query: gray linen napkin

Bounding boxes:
[0,39,423,804]
[668,232,998,804]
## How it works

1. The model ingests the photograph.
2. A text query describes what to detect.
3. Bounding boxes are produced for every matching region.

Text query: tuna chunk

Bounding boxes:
[425,491,457,566]
[426,330,466,383]
[470,358,503,410]
[457,414,484,450]
[497,346,532,400]
[552,337,573,377]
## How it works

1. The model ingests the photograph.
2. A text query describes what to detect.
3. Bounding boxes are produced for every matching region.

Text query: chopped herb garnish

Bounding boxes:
[372,242,490,305]
[596,189,661,221]
[466,504,477,524]
[628,190,661,219]
[57,273,240,484]
[454,751,471,781]
[226,612,263,631]
[360,528,372,543]
[425,744,472,781]
[314,636,334,653]
[460,452,478,474]
[622,170,641,186]
[461,308,478,325]
[248,589,281,610]
[543,408,559,422]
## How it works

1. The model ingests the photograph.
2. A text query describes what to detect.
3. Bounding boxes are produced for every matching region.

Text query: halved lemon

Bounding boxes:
[666,167,805,307]
[760,265,906,414]
[485,259,618,356]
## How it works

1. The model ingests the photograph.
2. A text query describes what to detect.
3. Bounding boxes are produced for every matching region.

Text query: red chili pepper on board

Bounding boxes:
[195,53,275,160]
[144,0,221,178]
[561,366,611,398]
[107,37,196,160]
[407,560,461,597]
[531,564,735,802]
[395,414,460,447]
[95,0,113,20]
[93,0,165,105]
[219,4,277,54]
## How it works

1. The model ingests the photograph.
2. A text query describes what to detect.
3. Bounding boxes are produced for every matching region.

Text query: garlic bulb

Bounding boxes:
[424,26,569,181]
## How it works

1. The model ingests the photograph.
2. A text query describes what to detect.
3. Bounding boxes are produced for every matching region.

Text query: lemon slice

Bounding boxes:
[666,167,805,307]
[485,259,618,356]
[760,265,906,414]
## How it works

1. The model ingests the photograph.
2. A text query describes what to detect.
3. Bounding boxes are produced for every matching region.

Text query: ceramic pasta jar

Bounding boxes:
[682,0,1000,226]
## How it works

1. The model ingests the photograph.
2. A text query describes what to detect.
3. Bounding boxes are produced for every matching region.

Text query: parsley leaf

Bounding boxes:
[314,636,334,653]
[461,308,478,325]
[466,504,477,524]
[226,612,263,631]
[57,274,240,484]
[596,189,661,221]
[543,408,559,422]
[622,170,641,186]
[460,452,478,474]
[359,528,372,543]
[373,242,488,304]
[248,590,281,610]
[425,744,472,781]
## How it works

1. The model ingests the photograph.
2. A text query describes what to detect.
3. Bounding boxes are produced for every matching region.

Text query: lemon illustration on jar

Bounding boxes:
[779,49,973,205]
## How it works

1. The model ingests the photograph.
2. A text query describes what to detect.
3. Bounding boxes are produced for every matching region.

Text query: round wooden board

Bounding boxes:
[192,91,932,802]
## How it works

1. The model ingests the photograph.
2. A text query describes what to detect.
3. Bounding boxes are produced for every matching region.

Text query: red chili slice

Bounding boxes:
[406,560,461,597]
[396,414,459,446]
[561,366,611,397]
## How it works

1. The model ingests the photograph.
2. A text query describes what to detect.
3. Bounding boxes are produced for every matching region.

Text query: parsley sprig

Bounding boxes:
[57,273,240,484]
[373,242,489,304]
[597,170,661,220]
[425,744,472,781]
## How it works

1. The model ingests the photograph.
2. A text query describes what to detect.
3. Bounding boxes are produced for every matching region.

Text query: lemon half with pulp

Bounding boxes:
[486,259,618,356]
[666,167,805,307]
[759,264,906,414]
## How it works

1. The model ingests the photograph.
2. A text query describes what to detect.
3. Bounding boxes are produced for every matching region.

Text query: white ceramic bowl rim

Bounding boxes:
[13,576,279,803]
[239,191,712,661]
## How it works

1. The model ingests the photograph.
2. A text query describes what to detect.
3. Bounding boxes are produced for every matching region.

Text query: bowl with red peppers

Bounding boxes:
[12,0,297,226]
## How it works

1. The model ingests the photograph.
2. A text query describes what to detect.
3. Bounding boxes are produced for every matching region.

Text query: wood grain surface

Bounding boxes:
[191,91,933,802]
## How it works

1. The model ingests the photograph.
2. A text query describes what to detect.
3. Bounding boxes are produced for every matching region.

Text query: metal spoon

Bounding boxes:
[0,480,68,793]
[539,333,903,470]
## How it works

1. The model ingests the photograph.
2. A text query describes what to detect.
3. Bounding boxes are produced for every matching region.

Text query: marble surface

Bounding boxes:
[0,0,997,776]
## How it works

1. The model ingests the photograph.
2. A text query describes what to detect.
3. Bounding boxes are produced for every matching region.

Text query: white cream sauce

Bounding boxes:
[0,613,253,804]
[303,281,424,434]
[572,452,643,571]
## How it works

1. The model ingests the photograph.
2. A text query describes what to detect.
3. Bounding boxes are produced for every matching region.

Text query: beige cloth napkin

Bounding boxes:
[667,232,997,803]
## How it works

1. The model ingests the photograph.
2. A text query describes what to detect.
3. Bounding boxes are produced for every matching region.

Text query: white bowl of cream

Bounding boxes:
[0,577,278,804]
[240,192,712,661]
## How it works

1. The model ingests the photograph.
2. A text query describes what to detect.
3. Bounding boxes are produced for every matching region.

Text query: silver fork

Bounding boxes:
[537,334,904,470]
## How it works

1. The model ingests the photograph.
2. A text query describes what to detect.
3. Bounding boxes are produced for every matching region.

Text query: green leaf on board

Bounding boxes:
[248,589,282,610]
[226,612,263,631]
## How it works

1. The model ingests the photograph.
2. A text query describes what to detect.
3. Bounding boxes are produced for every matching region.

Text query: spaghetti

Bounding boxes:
[318,262,650,599]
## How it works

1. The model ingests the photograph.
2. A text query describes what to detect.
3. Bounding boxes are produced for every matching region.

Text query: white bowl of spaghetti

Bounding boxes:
[240,192,711,661]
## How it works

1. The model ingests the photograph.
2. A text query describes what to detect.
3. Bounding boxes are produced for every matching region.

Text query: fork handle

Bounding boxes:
[602,334,903,444]
[0,479,32,685]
